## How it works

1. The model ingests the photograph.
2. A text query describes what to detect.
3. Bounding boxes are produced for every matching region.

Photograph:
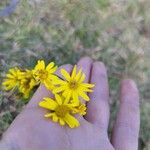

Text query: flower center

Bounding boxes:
[69,81,78,89]
[36,70,48,80]
[55,105,70,118]
[23,80,30,88]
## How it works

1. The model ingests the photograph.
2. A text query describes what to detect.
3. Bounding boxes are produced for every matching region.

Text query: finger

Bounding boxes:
[27,64,73,108]
[112,79,140,150]
[85,62,110,131]
[71,57,93,122]
[76,57,93,104]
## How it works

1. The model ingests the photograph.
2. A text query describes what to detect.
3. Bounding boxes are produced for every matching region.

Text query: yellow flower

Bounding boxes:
[73,104,87,116]
[53,65,94,104]
[19,70,37,98]
[39,95,80,128]
[2,67,24,91]
[33,60,58,89]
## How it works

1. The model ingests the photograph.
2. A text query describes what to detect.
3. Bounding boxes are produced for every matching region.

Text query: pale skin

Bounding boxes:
[0,57,140,150]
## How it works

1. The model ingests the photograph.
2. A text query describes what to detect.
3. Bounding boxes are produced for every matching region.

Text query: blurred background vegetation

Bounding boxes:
[0,0,149,149]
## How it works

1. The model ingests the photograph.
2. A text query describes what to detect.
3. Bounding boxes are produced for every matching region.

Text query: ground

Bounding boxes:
[0,0,150,149]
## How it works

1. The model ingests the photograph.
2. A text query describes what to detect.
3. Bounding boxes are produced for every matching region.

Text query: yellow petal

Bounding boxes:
[49,66,58,73]
[79,92,90,101]
[64,113,80,128]
[4,86,13,91]
[39,98,58,110]
[75,69,82,82]
[46,62,55,70]
[53,78,67,85]
[22,90,30,99]
[63,91,72,104]
[79,86,93,92]
[38,60,45,69]
[72,93,79,105]
[34,60,45,72]
[82,83,95,88]
[71,65,77,79]
[2,80,17,90]
[45,113,53,118]
[53,86,66,94]
[44,80,54,90]
[59,118,65,126]
[79,73,85,83]
[55,94,63,105]
[61,69,71,81]
[62,87,71,96]
[9,68,17,75]
[52,114,59,122]
[2,80,14,85]
[6,74,14,79]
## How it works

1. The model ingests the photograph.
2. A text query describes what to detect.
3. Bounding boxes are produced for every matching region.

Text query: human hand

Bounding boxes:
[0,57,140,150]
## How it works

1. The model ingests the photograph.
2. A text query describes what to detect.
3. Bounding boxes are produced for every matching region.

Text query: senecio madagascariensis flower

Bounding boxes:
[2,68,37,98]
[2,60,94,128]
[33,60,58,89]
[53,65,94,105]
[19,70,37,98]
[39,95,81,128]
[2,67,24,91]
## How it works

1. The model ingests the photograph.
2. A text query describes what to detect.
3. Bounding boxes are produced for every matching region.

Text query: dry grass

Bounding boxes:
[0,0,150,149]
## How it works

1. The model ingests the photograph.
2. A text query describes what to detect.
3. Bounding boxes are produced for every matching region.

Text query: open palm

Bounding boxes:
[2,57,140,150]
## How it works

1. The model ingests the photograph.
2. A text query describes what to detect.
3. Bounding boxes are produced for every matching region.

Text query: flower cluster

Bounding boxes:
[3,60,94,128]
[2,60,57,98]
